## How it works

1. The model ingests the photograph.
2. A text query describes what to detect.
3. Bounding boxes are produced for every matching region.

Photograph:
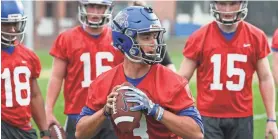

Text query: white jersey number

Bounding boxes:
[133,115,149,139]
[210,54,247,91]
[1,66,31,107]
[80,52,114,88]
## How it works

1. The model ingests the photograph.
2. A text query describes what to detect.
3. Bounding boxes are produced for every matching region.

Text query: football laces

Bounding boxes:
[53,125,63,139]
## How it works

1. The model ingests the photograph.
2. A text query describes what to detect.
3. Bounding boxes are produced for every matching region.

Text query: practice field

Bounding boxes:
[33,43,277,139]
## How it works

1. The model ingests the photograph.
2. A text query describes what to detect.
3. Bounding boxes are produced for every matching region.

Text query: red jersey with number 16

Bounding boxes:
[183,21,270,118]
[50,26,124,114]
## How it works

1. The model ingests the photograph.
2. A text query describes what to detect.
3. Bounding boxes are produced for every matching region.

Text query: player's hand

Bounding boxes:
[265,121,278,139]
[46,112,61,128]
[104,85,121,115]
[122,86,159,117]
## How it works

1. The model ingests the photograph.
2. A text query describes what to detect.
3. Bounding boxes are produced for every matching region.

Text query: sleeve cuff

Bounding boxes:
[178,106,204,134]
[272,47,278,52]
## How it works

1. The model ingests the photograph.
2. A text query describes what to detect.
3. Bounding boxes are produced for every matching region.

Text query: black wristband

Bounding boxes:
[40,130,51,138]
[267,118,276,122]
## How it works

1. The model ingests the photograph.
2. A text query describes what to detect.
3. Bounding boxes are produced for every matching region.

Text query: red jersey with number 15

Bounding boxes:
[50,26,124,114]
[183,21,270,118]
[1,45,41,130]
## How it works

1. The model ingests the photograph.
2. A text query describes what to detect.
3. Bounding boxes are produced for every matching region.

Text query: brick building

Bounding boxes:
[27,1,278,49]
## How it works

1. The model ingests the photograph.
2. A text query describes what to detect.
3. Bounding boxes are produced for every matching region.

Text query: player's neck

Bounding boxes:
[84,26,104,35]
[217,23,238,33]
[123,59,151,79]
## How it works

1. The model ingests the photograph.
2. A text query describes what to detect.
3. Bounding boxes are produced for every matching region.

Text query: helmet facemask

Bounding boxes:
[1,15,27,47]
[124,28,166,65]
[210,1,248,25]
[78,2,112,28]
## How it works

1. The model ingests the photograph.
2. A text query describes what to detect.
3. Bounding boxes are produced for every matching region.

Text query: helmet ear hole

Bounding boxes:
[118,38,124,43]
[129,47,140,56]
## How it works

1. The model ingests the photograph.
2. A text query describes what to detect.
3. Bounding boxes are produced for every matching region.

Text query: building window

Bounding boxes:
[66,1,78,18]
[45,2,54,17]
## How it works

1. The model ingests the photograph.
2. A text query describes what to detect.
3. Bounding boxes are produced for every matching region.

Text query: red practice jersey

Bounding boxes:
[86,64,194,139]
[50,26,124,114]
[1,45,41,130]
[183,21,270,118]
[272,29,278,50]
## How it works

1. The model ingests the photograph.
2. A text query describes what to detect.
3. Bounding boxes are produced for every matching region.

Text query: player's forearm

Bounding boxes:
[75,108,106,139]
[46,77,63,112]
[31,94,48,131]
[272,63,278,86]
[159,110,203,139]
[259,76,276,119]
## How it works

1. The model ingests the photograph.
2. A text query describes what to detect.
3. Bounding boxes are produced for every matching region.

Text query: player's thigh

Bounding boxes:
[202,116,224,139]
[1,121,37,139]
[93,118,117,139]
[1,121,14,139]
[227,116,253,139]
[25,129,38,139]
[65,116,77,139]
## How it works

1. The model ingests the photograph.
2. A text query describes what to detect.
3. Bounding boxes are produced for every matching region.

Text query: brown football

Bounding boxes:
[49,124,67,139]
[111,83,142,133]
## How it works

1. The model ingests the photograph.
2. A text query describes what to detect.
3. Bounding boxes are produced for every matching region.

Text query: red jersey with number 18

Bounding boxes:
[183,21,270,118]
[50,26,124,114]
[1,45,41,130]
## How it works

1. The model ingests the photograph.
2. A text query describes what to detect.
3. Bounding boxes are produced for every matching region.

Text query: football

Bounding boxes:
[111,83,142,133]
[49,124,67,139]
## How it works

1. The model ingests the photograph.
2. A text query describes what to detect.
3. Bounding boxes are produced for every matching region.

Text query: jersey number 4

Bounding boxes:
[2,66,31,107]
[210,54,247,91]
[80,52,114,88]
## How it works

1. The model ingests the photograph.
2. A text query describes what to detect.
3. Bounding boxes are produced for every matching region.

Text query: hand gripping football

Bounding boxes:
[111,83,142,133]
[49,124,67,139]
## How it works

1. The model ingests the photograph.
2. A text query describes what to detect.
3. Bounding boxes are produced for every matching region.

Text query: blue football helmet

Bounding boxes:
[1,0,27,46]
[210,0,248,25]
[78,0,113,28]
[112,6,166,65]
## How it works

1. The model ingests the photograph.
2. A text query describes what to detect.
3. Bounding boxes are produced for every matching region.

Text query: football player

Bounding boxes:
[75,6,204,139]
[272,29,278,89]
[45,0,123,138]
[178,0,278,139]
[131,0,177,72]
[1,1,50,139]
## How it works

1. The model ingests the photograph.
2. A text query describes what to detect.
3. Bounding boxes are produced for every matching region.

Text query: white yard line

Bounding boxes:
[254,112,278,120]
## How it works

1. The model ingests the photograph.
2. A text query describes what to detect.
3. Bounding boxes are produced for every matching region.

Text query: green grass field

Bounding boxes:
[33,49,277,139]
